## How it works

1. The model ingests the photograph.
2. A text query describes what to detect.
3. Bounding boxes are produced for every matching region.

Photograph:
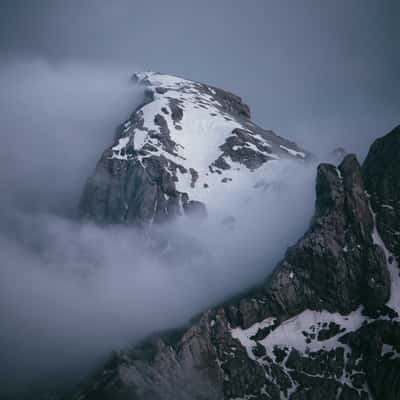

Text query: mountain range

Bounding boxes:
[69,74,400,400]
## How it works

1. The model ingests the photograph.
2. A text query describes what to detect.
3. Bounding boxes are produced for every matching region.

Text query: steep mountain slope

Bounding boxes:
[71,126,400,400]
[363,125,400,260]
[79,72,309,226]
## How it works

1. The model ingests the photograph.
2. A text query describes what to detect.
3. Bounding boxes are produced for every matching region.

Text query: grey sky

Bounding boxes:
[0,0,399,157]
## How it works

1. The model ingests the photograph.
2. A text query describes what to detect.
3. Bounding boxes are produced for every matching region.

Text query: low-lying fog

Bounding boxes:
[1,60,319,397]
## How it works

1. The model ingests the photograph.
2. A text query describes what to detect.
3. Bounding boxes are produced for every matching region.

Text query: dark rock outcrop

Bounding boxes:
[79,155,184,226]
[238,154,389,327]
[363,125,400,260]
[340,320,400,400]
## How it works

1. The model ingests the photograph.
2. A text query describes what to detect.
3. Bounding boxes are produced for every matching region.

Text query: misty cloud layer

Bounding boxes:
[0,61,317,397]
[0,60,141,215]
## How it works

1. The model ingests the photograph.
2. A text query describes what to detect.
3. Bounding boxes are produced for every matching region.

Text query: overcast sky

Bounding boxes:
[0,0,399,154]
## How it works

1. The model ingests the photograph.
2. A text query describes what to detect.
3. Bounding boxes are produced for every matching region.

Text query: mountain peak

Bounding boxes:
[80,72,309,226]
[132,70,252,119]
[133,71,201,89]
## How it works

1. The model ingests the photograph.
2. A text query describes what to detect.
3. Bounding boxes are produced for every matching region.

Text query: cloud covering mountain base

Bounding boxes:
[0,61,316,397]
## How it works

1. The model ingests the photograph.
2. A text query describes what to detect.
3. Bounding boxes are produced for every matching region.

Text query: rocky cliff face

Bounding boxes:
[363,125,400,260]
[79,72,309,227]
[71,127,400,400]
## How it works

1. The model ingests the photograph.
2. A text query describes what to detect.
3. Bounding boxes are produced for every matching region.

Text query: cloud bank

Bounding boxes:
[0,61,316,397]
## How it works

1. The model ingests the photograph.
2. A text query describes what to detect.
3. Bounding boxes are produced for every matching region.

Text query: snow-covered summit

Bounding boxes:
[80,72,310,225]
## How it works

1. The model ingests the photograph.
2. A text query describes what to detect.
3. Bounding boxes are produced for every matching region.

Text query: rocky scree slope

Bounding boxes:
[71,126,400,400]
[79,72,309,227]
